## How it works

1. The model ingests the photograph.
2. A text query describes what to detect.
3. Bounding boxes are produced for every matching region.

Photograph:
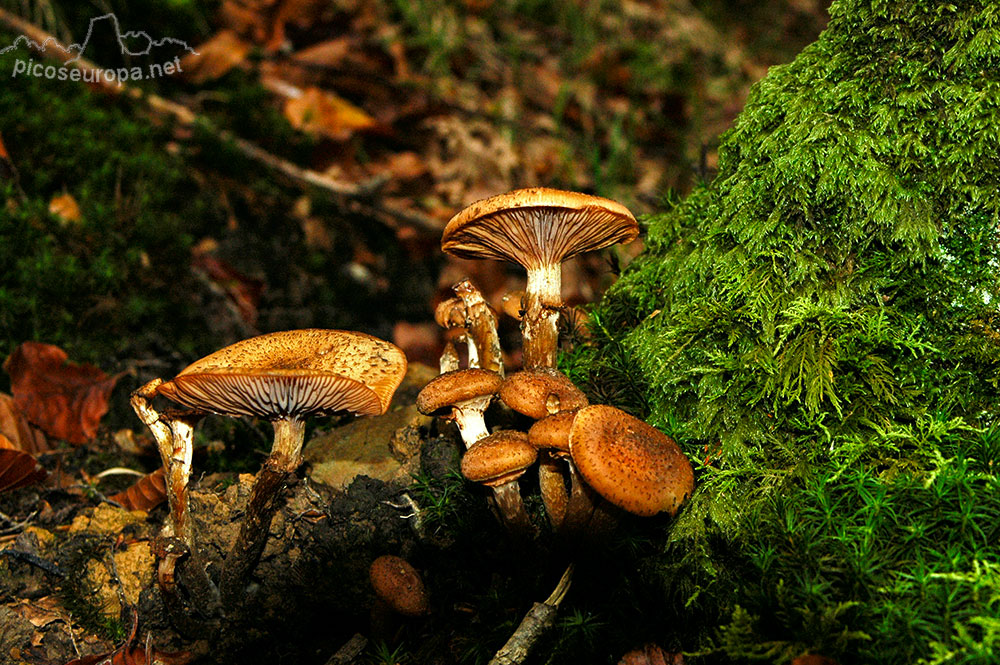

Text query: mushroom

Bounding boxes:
[369,554,430,618]
[460,430,537,532]
[435,297,477,369]
[527,409,576,454]
[452,279,504,376]
[130,379,203,548]
[152,328,407,606]
[537,452,569,529]
[568,405,694,517]
[500,290,525,321]
[499,368,589,421]
[442,188,638,368]
[416,368,503,448]
[527,410,601,533]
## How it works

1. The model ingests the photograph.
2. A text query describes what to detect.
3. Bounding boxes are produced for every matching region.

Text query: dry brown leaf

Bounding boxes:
[180,30,252,84]
[0,442,47,492]
[10,596,66,629]
[109,468,167,512]
[0,392,49,455]
[618,644,684,665]
[190,246,265,327]
[3,342,120,445]
[48,193,82,224]
[290,37,353,67]
[218,0,269,42]
[284,86,379,141]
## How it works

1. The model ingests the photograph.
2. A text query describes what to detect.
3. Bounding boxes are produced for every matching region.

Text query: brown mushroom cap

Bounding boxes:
[441,187,638,270]
[369,554,429,617]
[416,369,503,415]
[156,329,406,419]
[434,297,467,329]
[461,430,537,486]
[568,405,694,517]
[527,410,576,453]
[499,368,589,420]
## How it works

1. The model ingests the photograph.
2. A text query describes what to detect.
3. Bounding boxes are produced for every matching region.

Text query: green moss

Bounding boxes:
[569,0,1000,661]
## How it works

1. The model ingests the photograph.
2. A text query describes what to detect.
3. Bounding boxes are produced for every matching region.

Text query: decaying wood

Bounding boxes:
[488,563,574,665]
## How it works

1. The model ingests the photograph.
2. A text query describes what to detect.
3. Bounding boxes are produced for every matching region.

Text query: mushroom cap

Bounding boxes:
[569,405,694,517]
[527,409,576,453]
[499,368,589,420]
[442,187,638,270]
[434,297,467,329]
[369,554,429,617]
[156,329,407,419]
[461,430,537,486]
[416,368,503,415]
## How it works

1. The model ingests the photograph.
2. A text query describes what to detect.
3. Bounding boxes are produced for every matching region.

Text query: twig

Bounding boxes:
[0,549,65,577]
[488,564,574,665]
[0,8,440,236]
[324,633,368,665]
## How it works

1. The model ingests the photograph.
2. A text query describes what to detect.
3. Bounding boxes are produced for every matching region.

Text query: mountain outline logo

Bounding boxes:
[0,13,199,61]
[4,12,200,84]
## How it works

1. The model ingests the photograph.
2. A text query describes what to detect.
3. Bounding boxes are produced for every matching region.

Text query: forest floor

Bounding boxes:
[0,1,828,663]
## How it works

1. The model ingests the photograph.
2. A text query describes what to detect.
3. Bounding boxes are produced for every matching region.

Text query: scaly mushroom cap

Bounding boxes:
[527,409,577,453]
[156,329,407,418]
[442,187,638,270]
[369,554,429,617]
[569,405,694,517]
[461,430,537,486]
[416,368,503,415]
[499,368,588,420]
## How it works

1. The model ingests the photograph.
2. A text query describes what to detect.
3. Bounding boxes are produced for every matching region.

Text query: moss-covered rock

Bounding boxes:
[569,0,1000,662]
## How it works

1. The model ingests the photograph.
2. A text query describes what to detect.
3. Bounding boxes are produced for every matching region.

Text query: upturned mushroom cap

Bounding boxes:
[434,297,467,329]
[527,409,576,453]
[441,187,638,269]
[156,329,407,418]
[369,554,429,617]
[568,405,694,517]
[461,430,537,486]
[499,368,589,420]
[416,369,503,415]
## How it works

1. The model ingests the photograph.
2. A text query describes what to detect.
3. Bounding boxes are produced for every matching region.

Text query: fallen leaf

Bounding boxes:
[10,596,66,629]
[48,193,82,225]
[3,342,120,445]
[190,247,265,327]
[0,392,49,455]
[109,468,167,512]
[0,440,47,492]
[284,86,379,141]
[618,644,684,665]
[290,37,353,67]
[180,30,251,84]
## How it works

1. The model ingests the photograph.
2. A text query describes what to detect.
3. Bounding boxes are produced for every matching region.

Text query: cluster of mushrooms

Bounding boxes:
[130,328,408,609]
[127,187,695,621]
[418,188,695,535]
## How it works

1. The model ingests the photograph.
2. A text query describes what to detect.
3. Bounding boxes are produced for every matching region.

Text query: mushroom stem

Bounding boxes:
[130,380,194,546]
[491,482,532,533]
[271,417,307,471]
[440,340,460,374]
[454,399,491,448]
[219,417,306,608]
[561,460,598,534]
[453,279,504,376]
[522,263,562,369]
